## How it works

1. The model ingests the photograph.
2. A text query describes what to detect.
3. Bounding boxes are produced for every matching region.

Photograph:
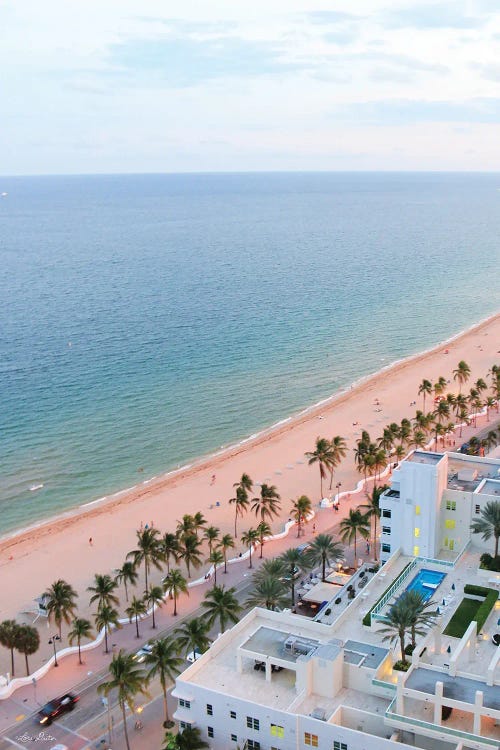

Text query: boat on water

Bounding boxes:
[29,484,44,492]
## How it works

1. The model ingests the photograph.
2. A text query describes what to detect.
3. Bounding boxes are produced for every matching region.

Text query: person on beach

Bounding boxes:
[211,474,216,485]
[89,537,93,546]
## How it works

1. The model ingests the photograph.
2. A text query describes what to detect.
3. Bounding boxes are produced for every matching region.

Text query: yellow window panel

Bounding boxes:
[414,527,420,538]
[413,545,420,556]
[445,519,455,529]
[415,505,421,515]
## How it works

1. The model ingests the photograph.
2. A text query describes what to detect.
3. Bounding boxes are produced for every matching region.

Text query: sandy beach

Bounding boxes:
[1,311,499,667]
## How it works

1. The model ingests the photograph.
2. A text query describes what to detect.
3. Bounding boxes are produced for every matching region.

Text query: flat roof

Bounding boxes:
[407,451,443,465]
[344,640,389,670]
[406,669,500,710]
[241,626,320,663]
[478,479,500,496]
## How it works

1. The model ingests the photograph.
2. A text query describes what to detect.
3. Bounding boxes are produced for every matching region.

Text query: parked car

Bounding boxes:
[133,643,153,662]
[38,694,79,725]
[492,633,500,646]
[186,648,203,663]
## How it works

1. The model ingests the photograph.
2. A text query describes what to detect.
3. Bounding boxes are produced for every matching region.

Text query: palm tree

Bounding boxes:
[470,500,500,560]
[328,435,347,489]
[176,514,195,540]
[94,605,121,654]
[126,596,147,639]
[360,485,388,561]
[256,520,272,559]
[178,534,203,578]
[378,596,413,665]
[127,527,163,590]
[174,617,210,660]
[162,533,180,575]
[378,427,395,457]
[219,533,235,573]
[309,533,344,581]
[144,636,183,728]
[192,512,207,538]
[98,650,148,750]
[306,437,334,497]
[291,495,312,537]
[207,549,224,585]
[457,404,469,437]
[246,575,289,611]
[404,591,439,648]
[15,625,40,676]
[203,526,220,555]
[202,585,241,633]
[0,620,20,677]
[418,379,432,412]
[453,360,471,394]
[241,527,259,568]
[163,569,188,616]
[252,557,287,582]
[87,573,120,612]
[433,400,450,449]
[433,376,447,398]
[372,449,388,485]
[339,509,370,561]
[174,727,209,750]
[229,486,250,538]
[280,547,312,606]
[114,562,138,603]
[251,484,281,526]
[144,585,164,629]
[68,617,93,665]
[44,579,78,638]
[411,429,427,449]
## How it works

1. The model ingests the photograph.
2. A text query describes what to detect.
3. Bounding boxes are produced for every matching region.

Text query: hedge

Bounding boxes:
[362,561,413,627]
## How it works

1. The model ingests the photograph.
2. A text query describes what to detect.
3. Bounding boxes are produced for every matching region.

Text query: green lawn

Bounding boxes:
[443,598,482,638]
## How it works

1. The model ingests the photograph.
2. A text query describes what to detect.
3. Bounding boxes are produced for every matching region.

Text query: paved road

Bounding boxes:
[0,578,258,750]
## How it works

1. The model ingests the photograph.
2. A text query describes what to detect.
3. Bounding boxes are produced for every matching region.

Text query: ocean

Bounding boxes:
[1,172,499,535]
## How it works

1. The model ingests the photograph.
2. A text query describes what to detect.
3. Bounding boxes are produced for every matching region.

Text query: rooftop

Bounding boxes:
[407,451,444,465]
[478,478,500,497]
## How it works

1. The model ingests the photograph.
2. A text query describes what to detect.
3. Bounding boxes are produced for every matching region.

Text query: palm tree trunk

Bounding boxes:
[400,633,406,664]
[291,578,295,607]
[124,581,129,602]
[104,628,109,654]
[121,702,131,750]
[135,614,139,638]
[234,511,238,539]
[186,560,191,578]
[354,531,357,560]
[249,546,253,569]
[214,566,217,585]
[145,561,149,591]
[10,648,14,677]
[78,640,82,665]
[495,534,499,560]
[322,555,326,582]
[173,594,178,616]
[320,468,323,498]
[163,684,170,724]
[152,605,156,629]
[224,551,227,573]
[25,653,29,676]
[260,538,264,559]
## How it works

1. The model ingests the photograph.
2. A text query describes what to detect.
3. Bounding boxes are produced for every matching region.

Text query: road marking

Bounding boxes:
[3,736,29,749]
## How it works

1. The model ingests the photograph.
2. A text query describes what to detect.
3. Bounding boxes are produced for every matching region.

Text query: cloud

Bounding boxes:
[472,63,500,81]
[378,2,486,30]
[106,34,304,87]
[306,11,360,24]
[331,98,500,124]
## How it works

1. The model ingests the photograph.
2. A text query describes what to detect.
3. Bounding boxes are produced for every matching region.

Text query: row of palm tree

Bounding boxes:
[0,620,40,677]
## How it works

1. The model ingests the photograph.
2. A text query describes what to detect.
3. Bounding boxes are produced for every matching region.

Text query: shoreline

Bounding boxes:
[1,306,499,553]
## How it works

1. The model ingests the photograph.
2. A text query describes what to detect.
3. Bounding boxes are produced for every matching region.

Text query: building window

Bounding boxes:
[413,545,420,556]
[304,733,319,747]
[382,543,391,553]
[206,704,213,716]
[449,539,455,551]
[333,742,348,750]
[382,509,391,518]
[415,505,421,516]
[207,727,214,739]
[247,717,259,730]
[475,504,480,514]
[179,699,191,709]
[445,519,456,529]
[247,741,261,750]
[382,526,391,535]
[446,500,456,511]
[231,735,237,743]
[271,724,284,738]
[414,527,420,538]
[230,711,237,719]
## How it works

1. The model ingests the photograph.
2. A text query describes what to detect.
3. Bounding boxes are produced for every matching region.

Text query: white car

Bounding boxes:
[133,643,153,662]
[50,745,69,750]
[186,648,203,663]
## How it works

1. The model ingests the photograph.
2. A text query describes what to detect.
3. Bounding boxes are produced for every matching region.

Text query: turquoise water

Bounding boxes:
[1,172,500,534]
[405,569,447,602]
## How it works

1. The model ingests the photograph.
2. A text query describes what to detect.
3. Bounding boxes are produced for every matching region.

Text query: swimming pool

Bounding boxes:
[404,568,446,602]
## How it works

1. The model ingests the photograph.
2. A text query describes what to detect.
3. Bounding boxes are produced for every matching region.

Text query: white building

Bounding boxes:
[174,452,500,750]
[379,451,500,564]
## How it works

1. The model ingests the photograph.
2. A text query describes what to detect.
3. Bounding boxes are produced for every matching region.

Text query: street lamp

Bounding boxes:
[336,482,342,503]
[48,634,61,667]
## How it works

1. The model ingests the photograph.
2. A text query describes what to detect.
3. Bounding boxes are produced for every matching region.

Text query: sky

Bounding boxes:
[1,0,500,174]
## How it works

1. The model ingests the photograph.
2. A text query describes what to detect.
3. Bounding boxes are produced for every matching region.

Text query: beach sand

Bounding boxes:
[0,312,499,663]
